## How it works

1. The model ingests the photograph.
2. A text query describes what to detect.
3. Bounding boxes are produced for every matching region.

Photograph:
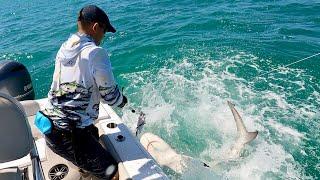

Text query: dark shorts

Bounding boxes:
[45,125,117,179]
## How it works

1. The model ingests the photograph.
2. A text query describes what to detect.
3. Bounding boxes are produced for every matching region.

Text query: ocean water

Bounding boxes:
[0,0,319,179]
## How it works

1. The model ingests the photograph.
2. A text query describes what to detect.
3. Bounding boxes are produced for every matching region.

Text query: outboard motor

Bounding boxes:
[0,60,35,100]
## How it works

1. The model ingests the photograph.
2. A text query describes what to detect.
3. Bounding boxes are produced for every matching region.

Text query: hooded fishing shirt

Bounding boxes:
[44,33,124,130]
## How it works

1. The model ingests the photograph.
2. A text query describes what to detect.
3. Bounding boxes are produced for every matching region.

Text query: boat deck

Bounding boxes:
[0,98,168,180]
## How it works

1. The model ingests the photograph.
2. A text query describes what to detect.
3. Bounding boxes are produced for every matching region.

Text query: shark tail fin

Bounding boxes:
[227,101,258,145]
[243,131,258,144]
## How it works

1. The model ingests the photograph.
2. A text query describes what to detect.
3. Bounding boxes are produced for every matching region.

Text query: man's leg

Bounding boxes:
[45,128,76,163]
[73,125,118,179]
[45,125,118,179]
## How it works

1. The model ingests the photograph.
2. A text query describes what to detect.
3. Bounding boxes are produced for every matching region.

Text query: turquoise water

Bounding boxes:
[1,0,319,179]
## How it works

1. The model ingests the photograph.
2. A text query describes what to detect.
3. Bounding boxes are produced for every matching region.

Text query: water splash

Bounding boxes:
[122,50,317,179]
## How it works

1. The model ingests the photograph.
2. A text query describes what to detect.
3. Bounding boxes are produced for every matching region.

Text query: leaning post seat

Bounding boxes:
[0,93,44,180]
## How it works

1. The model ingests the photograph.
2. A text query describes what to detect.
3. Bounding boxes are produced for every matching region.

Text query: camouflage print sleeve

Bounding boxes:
[90,48,123,107]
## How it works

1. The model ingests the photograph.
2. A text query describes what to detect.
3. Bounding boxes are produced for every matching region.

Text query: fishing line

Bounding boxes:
[257,52,320,78]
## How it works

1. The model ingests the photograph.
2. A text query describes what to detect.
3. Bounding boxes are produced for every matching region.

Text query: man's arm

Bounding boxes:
[91,48,126,107]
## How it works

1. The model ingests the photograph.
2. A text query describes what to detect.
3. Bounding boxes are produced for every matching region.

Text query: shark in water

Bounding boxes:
[140,101,258,174]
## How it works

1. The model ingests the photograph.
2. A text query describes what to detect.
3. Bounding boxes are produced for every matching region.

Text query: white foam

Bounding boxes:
[225,141,302,179]
[268,119,305,142]
[262,91,288,109]
[121,51,314,179]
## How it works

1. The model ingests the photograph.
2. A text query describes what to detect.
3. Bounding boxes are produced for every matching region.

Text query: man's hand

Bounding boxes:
[118,95,127,108]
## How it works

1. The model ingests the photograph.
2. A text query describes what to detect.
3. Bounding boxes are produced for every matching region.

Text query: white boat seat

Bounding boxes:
[0,168,23,180]
[0,93,33,163]
[0,138,47,170]
[0,93,44,179]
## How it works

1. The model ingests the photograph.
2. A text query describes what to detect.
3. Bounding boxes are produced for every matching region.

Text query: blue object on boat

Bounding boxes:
[34,111,52,135]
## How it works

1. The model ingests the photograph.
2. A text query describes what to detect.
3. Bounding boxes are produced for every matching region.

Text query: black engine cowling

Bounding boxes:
[0,60,35,101]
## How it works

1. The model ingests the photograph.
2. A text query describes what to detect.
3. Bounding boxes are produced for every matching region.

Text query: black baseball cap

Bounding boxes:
[78,5,116,33]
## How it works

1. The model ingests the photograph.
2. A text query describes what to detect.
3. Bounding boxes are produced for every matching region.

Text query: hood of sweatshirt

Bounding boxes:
[56,33,96,66]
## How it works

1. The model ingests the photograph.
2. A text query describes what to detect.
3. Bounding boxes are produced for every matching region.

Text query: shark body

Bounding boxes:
[140,101,258,174]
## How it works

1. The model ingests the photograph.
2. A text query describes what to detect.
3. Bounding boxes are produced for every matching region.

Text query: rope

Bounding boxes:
[258,52,320,77]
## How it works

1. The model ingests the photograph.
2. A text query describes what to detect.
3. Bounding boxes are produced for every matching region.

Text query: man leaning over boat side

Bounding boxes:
[43,5,127,180]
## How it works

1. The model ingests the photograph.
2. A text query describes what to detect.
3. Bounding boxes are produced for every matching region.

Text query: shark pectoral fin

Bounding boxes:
[244,131,258,144]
